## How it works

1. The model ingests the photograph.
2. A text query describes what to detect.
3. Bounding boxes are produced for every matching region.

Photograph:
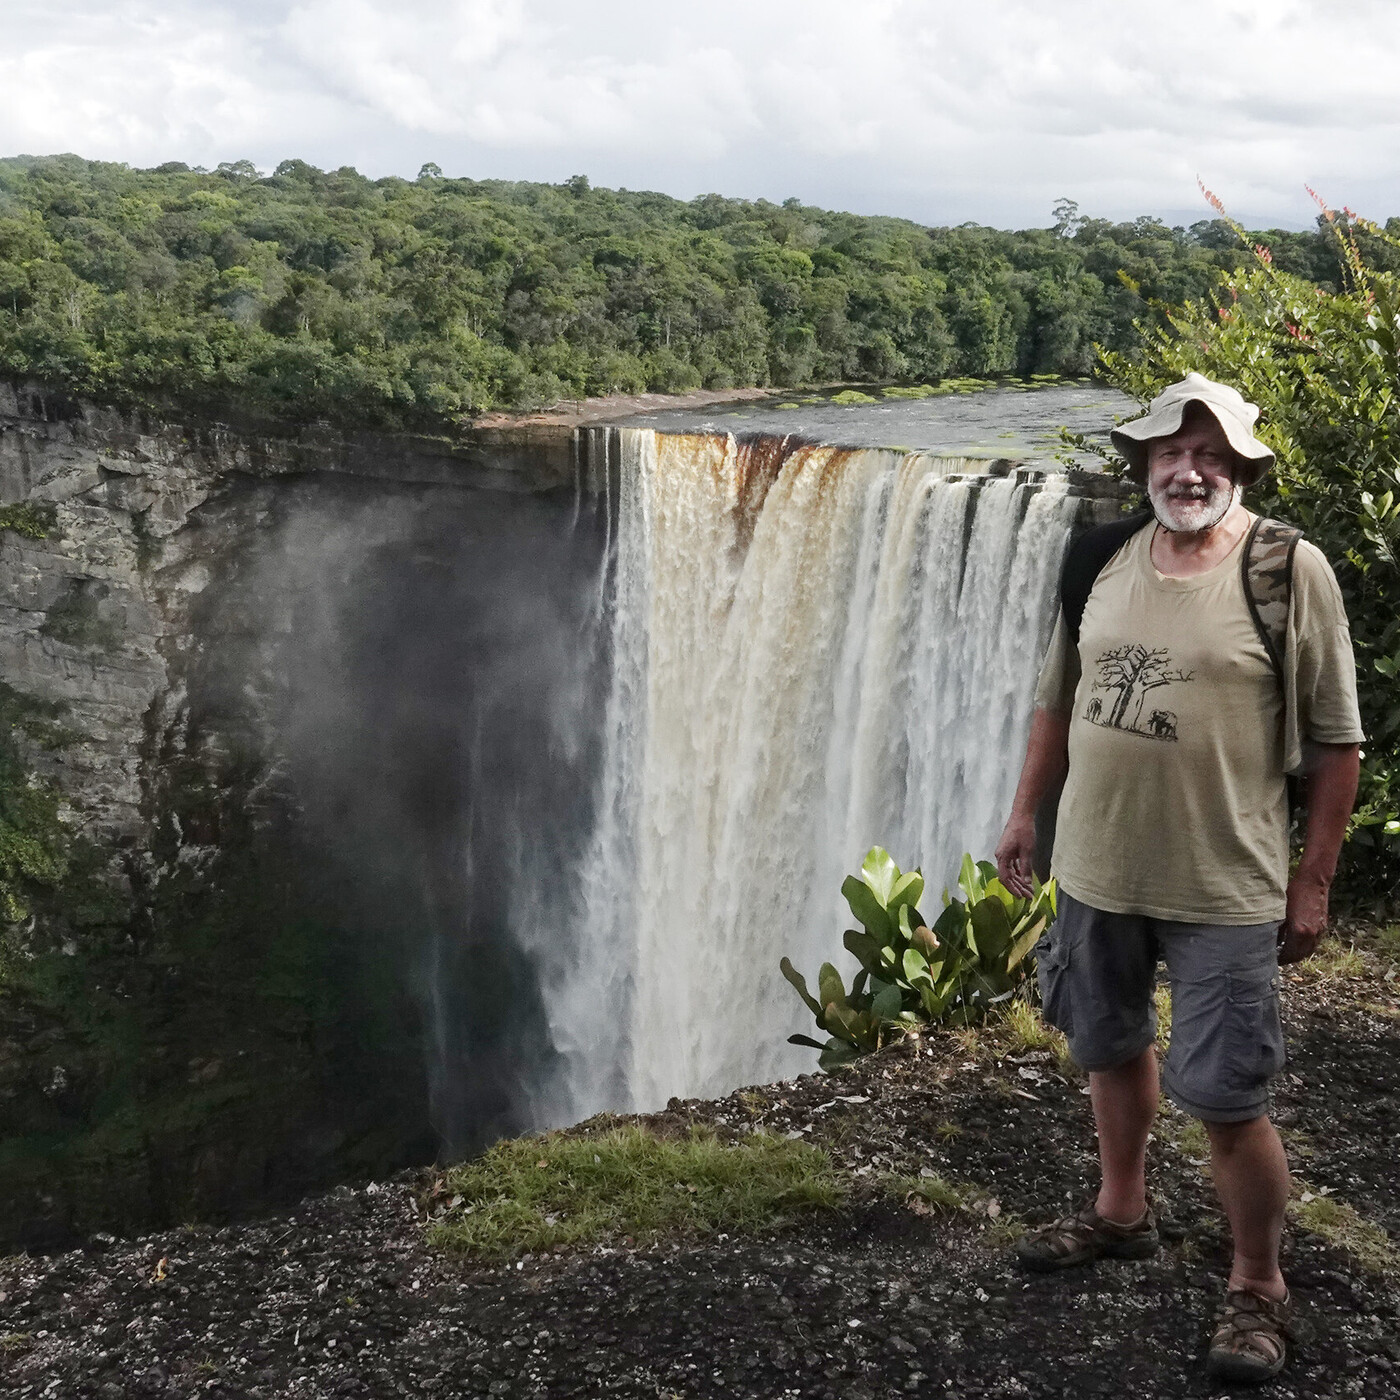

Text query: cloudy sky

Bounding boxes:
[3,0,1397,229]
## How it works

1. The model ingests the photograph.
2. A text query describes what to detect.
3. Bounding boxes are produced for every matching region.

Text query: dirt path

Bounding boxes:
[4,930,1398,1399]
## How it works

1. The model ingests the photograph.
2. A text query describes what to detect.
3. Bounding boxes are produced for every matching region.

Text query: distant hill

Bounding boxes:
[0,154,1386,431]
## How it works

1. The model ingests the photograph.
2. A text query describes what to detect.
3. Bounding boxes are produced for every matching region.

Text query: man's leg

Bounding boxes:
[1205,1113,1289,1300]
[1091,1044,1159,1224]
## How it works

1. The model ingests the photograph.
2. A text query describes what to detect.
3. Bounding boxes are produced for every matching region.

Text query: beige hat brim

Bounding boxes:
[1110,399,1274,487]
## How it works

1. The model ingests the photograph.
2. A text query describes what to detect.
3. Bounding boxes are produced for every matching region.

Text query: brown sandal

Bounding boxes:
[1206,1288,1293,1383]
[1014,1200,1160,1272]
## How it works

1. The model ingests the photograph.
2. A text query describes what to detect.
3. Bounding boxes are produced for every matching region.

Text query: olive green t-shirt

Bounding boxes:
[1034,523,1364,924]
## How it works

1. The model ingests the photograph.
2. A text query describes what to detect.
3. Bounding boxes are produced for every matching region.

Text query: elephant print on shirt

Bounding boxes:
[1084,644,1194,741]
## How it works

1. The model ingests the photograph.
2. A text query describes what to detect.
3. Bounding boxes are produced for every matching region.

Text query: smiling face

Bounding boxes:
[1145,404,1242,534]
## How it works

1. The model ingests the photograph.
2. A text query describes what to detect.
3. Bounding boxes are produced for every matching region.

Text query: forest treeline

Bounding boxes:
[1,153,1395,431]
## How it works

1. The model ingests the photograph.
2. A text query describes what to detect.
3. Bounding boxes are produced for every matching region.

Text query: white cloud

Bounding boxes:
[1,0,1398,225]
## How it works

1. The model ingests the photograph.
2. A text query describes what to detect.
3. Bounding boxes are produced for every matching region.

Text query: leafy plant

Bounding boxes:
[1096,190,1400,907]
[781,847,1057,1070]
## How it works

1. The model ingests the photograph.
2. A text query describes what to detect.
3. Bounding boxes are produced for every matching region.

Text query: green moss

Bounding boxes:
[829,389,879,405]
[0,684,75,926]
[0,502,56,540]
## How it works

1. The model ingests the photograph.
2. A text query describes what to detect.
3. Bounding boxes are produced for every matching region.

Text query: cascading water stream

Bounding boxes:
[548,427,1079,1120]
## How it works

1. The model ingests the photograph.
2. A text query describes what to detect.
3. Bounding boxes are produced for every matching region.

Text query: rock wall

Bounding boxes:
[0,381,576,853]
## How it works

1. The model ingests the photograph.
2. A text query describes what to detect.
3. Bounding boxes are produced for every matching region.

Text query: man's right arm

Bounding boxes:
[994,706,1070,898]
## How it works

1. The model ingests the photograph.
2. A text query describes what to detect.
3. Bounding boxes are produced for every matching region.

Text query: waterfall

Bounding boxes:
[552,428,1077,1118]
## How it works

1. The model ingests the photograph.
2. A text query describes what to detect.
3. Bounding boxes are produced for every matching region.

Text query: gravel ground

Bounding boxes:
[3,925,1397,1399]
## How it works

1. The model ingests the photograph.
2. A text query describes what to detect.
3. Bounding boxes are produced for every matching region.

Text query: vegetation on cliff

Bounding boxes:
[0,154,1383,428]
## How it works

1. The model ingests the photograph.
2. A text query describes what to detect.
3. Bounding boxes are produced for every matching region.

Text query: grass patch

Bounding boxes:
[878,1171,971,1214]
[1289,1187,1396,1275]
[427,1124,846,1261]
[829,389,879,405]
[996,998,1065,1056]
[1157,1107,1211,1173]
[1154,984,1173,1050]
[877,1170,1017,1244]
[1293,939,1366,983]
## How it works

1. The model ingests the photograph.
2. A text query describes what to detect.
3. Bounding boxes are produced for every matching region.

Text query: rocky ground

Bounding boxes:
[3,924,1398,1400]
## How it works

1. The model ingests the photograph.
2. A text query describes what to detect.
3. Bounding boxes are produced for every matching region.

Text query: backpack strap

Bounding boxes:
[1059,508,1154,643]
[1242,516,1301,683]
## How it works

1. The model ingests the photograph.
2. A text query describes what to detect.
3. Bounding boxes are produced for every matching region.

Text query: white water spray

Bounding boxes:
[555,429,1078,1116]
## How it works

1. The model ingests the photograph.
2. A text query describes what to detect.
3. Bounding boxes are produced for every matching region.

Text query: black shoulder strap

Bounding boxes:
[1060,508,1154,643]
[1242,516,1302,684]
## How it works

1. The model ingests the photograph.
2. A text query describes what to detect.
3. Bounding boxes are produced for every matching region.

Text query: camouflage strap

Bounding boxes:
[1242,516,1302,682]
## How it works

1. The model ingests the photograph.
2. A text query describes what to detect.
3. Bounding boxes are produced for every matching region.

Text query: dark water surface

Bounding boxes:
[616,381,1140,463]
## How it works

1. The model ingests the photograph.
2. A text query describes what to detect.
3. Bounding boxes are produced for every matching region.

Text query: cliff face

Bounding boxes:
[0,382,593,1247]
[0,381,576,852]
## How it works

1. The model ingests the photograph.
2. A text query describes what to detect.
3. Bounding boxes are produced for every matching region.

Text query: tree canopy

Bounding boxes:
[0,155,1370,431]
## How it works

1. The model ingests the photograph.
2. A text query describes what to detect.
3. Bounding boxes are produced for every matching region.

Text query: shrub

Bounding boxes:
[781,847,1057,1070]
[1097,194,1400,908]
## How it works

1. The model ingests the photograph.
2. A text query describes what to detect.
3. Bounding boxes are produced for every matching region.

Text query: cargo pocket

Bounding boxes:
[1035,933,1075,1038]
[1222,969,1286,1096]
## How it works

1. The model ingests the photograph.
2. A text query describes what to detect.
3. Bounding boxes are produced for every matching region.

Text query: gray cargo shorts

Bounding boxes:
[1036,890,1285,1123]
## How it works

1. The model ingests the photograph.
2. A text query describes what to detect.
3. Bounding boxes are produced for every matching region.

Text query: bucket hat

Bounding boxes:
[1110,372,1274,487]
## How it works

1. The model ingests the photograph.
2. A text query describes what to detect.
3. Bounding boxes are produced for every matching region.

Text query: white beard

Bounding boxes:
[1148,478,1240,534]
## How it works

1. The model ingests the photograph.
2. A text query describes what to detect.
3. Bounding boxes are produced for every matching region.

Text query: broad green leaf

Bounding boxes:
[871,983,903,1022]
[902,946,931,986]
[1006,914,1047,971]
[959,852,982,902]
[934,900,967,948]
[860,846,900,906]
[896,902,917,951]
[983,875,1016,914]
[818,962,846,1010]
[819,1038,862,1071]
[888,869,925,912]
[842,927,883,976]
[842,875,893,939]
[969,896,1013,962]
[780,957,822,1020]
[787,1033,828,1051]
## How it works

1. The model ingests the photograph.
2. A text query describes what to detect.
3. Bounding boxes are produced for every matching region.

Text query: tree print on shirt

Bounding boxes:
[1085,644,1195,741]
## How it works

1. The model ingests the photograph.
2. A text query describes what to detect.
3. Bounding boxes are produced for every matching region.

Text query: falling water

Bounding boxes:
[550,428,1079,1118]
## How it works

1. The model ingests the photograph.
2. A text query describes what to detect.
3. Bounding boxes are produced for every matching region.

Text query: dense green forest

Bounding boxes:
[0,153,1392,431]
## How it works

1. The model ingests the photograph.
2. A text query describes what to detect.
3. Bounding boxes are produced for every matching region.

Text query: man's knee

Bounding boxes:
[1203,1112,1273,1151]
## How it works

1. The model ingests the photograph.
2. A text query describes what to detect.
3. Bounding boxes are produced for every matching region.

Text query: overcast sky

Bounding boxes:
[4,0,1398,229]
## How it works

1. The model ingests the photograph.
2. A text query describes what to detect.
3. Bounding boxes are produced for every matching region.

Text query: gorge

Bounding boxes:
[0,382,1129,1245]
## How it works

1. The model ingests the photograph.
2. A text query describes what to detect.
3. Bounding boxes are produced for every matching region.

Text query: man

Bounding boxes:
[994,373,1363,1384]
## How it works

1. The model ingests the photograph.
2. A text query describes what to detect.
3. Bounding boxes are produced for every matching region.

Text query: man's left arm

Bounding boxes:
[1280,741,1361,964]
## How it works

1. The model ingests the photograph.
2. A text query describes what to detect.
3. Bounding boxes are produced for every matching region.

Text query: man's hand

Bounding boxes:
[1278,742,1359,965]
[1279,872,1329,965]
[995,707,1070,900]
[995,813,1038,899]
